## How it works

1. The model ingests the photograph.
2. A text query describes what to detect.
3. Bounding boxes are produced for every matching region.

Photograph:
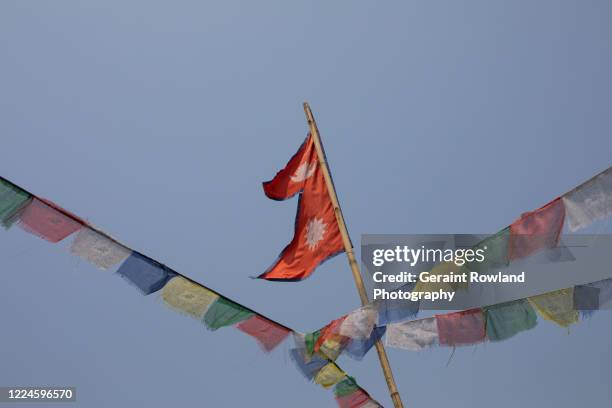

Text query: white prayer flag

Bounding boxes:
[386,317,439,351]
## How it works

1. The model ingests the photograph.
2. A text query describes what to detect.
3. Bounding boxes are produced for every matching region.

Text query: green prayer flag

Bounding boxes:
[334,376,359,398]
[485,299,537,341]
[469,228,510,274]
[305,330,321,357]
[202,297,254,330]
[0,179,31,229]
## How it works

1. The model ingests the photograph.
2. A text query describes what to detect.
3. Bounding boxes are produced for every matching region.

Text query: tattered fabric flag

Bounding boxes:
[314,316,350,359]
[338,305,378,340]
[319,336,351,361]
[528,288,578,327]
[344,327,386,360]
[436,309,486,347]
[576,278,612,318]
[415,261,468,294]
[258,163,344,281]
[573,285,600,311]
[0,179,31,229]
[290,348,329,381]
[235,314,291,352]
[336,391,375,408]
[334,376,360,398]
[70,228,131,270]
[314,362,346,389]
[18,198,84,243]
[116,252,176,295]
[263,134,317,200]
[161,276,219,319]
[508,198,565,261]
[563,167,612,231]
[468,228,509,274]
[292,332,308,354]
[203,297,254,330]
[305,329,322,357]
[485,299,537,342]
[583,278,612,309]
[386,317,438,351]
[375,294,419,326]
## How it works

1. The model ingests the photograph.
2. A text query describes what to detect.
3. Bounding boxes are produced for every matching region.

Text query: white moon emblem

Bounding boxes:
[290,162,316,183]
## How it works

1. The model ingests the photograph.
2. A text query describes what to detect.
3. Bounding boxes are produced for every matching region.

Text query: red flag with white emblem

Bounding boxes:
[258,142,344,281]
[262,134,317,200]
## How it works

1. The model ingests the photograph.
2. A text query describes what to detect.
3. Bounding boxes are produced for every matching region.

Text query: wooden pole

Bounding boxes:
[303,102,405,408]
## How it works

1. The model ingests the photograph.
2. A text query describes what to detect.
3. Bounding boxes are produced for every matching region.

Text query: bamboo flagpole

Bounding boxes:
[303,102,405,408]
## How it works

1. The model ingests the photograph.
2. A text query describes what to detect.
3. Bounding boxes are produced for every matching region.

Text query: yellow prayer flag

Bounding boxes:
[318,337,345,361]
[415,261,468,293]
[162,276,219,318]
[528,288,578,327]
[314,363,346,389]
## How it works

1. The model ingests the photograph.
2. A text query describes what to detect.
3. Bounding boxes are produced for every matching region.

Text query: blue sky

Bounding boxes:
[1,1,611,407]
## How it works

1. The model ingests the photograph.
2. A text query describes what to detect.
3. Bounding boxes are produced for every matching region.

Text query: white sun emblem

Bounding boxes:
[305,218,327,250]
[290,162,316,183]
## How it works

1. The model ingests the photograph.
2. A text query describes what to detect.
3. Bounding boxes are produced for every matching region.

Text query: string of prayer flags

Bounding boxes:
[116,252,176,295]
[70,227,131,270]
[508,197,566,260]
[563,167,612,231]
[235,314,291,352]
[161,276,219,319]
[18,198,85,243]
[0,179,31,229]
[314,362,347,389]
[0,175,383,408]
[203,297,254,330]
[436,309,486,347]
[386,317,439,351]
[528,288,578,328]
[290,339,382,406]
[263,134,316,200]
[485,299,537,342]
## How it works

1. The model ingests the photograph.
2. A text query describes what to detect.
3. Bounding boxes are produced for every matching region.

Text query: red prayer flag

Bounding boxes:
[314,316,349,354]
[335,389,372,408]
[508,197,566,260]
[235,314,291,352]
[263,134,317,200]
[436,309,486,346]
[258,164,344,281]
[18,198,85,243]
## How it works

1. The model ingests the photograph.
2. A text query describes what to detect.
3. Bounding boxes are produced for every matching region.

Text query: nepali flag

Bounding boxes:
[259,137,344,281]
[263,134,317,200]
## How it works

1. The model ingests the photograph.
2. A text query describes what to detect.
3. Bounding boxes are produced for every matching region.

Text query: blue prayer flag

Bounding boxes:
[117,252,176,295]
